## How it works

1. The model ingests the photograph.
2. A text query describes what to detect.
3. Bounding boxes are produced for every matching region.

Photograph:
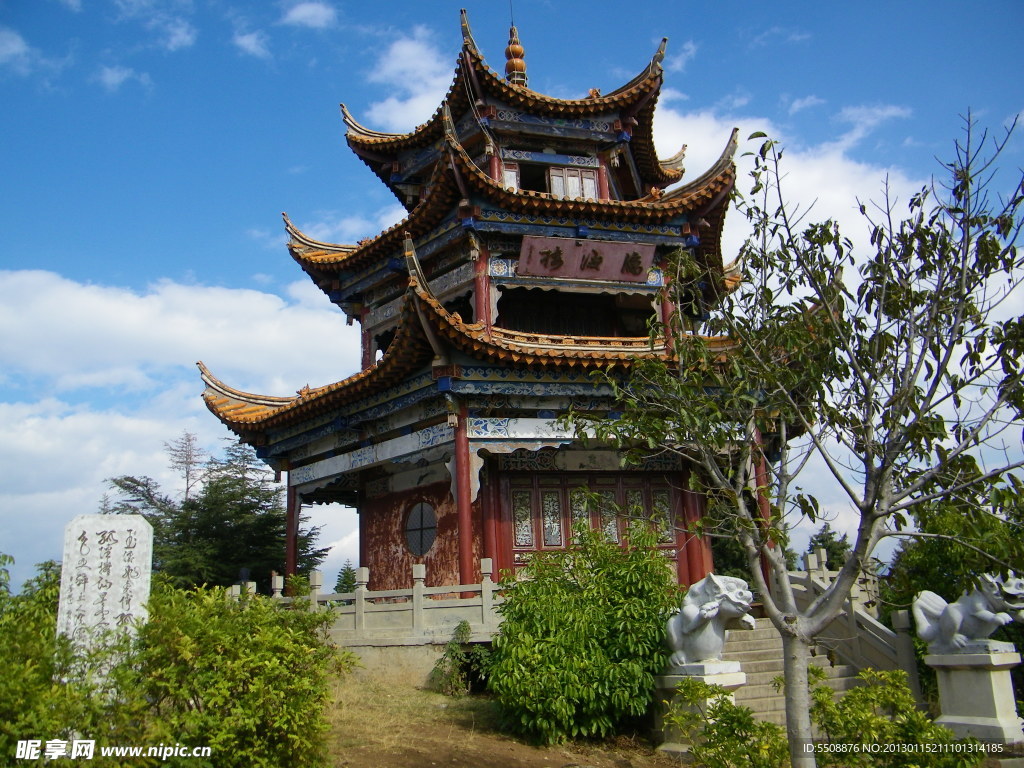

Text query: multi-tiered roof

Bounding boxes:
[200,11,737,460]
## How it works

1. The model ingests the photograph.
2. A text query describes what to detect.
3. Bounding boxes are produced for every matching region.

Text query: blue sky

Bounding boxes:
[2,0,1022,590]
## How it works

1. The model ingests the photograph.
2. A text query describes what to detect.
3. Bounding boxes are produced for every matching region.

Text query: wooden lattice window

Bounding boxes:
[501,162,598,200]
[405,502,437,556]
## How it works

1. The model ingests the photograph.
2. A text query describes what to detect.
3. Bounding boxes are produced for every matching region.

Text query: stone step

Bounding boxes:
[734,658,784,674]
[736,674,860,699]
[735,693,787,712]
[724,627,782,642]
[723,637,784,652]
[696,617,867,728]
[723,648,785,663]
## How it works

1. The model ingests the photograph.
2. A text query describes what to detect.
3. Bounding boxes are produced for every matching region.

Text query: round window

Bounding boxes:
[405,502,437,556]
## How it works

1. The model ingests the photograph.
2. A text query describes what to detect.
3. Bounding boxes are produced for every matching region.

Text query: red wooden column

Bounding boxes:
[679,477,714,585]
[596,162,611,200]
[454,404,476,586]
[285,484,299,578]
[482,465,498,568]
[360,312,373,370]
[473,247,491,327]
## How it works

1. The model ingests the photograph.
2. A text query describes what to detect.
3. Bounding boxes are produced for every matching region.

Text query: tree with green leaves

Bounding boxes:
[805,523,851,570]
[334,559,357,594]
[571,117,1024,766]
[105,434,328,592]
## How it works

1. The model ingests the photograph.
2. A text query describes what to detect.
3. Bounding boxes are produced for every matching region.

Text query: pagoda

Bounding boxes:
[199,11,738,590]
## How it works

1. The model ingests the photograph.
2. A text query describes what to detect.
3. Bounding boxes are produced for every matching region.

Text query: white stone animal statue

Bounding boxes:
[913,572,1024,654]
[666,573,756,667]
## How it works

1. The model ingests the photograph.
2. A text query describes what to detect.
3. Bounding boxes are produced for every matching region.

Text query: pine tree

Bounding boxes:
[105,434,328,592]
[805,523,851,570]
[334,559,357,594]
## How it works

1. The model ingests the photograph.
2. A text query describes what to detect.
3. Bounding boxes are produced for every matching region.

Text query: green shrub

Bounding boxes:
[123,584,356,767]
[0,555,355,768]
[810,668,981,768]
[487,522,679,743]
[0,556,148,767]
[665,666,982,768]
[664,676,788,768]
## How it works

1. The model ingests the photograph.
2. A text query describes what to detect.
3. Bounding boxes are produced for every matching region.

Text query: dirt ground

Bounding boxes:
[327,674,684,768]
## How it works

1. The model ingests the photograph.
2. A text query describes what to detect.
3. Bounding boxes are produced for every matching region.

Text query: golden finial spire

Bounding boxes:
[504,25,527,87]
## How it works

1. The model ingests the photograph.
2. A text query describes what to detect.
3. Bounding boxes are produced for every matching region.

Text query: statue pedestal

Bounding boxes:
[653,661,747,754]
[925,650,1024,743]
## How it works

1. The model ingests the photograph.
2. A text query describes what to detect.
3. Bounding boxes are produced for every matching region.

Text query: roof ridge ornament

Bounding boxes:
[460,9,479,54]
[652,37,667,71]
[504,25,527,87]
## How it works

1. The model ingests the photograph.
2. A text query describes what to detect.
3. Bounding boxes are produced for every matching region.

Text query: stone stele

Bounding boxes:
[56,514,153,648]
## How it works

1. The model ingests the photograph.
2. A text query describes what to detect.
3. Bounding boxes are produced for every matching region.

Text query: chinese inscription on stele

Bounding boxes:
[516,235,656,282]
[56,514,153,648]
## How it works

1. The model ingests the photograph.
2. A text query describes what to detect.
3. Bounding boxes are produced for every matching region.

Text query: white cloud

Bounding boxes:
[57,0,83,10]
[160,17,197,51]
[314,517,360,586]
[233,29,271,59]
[298,203,406,245]
[750,26,811,48]
[0,270,364,591]
[714,89,752,113]
[0,270,360,398]
[95,64,152,92]
[831,104,912,152]
[788,94,825,115]
[0,26,38,76]
[364,26,452,132]
[664,40,697,73]
[112,0,197,51]
[281,2,337,29]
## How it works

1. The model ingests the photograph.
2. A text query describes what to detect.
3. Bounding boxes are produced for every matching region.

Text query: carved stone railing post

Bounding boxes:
[890,610,923,705]
[354,567,369,635]
[480,558,495,630]
[270,573,284,599]
[412,563,426,631]
[308,570,323,612]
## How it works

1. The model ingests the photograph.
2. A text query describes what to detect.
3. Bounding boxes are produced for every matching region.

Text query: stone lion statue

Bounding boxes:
[913,572,1024,654]
[666,573,755,668]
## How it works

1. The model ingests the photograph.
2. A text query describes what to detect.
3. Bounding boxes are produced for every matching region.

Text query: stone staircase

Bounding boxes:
[722,617,863,726]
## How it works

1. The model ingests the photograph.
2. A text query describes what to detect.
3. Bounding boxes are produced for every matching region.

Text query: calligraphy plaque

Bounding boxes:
[56,514,153,648]
[516,236,656,282]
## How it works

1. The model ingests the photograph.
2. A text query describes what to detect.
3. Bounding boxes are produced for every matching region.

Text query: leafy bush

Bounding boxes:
[0,555,355,768]
[664,676,788,768]
[487,522,679,743]
[810,668,981,768]
[430,619,491,696]
[123,584,356,767]
[665,666,982,768]
[0,556,147,767]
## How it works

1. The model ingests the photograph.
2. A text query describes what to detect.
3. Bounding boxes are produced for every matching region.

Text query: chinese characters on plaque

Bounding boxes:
[516,235,656,282]
[56,514,153,649]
